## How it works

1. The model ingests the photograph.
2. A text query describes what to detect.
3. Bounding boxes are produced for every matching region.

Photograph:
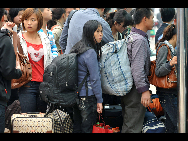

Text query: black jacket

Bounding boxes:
[0,29,22,106]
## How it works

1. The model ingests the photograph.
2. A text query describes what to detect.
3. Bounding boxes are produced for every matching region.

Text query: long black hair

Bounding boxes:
[82,20,103,60]
[8,8,24,22]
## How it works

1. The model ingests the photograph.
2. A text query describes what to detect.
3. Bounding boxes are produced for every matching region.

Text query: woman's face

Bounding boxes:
[114,21,125,33]
[14,10,24,25]
[93,25,103,44]
[23,13,38,32]
[42,8,52,21]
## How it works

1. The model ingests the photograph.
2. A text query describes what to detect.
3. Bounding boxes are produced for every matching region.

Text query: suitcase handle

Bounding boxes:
[27,112,41,114]
[21,112,44,117]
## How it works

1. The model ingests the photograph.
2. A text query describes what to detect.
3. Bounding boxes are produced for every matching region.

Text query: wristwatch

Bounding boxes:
[1,27,11,36]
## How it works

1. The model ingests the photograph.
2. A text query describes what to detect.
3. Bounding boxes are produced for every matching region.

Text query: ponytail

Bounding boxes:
[156,24,176,49]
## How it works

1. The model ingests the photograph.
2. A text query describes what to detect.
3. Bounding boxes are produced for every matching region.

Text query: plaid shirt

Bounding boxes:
[127,27,151,93]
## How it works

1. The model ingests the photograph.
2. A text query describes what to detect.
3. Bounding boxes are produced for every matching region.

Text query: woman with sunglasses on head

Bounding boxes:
[106,9,133,41]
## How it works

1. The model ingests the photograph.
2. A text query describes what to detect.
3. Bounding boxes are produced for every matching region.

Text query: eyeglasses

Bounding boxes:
[118,23,128,29]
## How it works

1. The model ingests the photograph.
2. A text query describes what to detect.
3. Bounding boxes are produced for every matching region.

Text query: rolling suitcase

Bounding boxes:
[103,105,123,130]
[11,112,53,133]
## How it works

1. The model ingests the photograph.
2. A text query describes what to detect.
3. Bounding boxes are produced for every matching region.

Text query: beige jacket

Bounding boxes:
[51,20,64,52]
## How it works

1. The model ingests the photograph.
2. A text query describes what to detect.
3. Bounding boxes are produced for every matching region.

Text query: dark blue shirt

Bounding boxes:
[78,49,103,103]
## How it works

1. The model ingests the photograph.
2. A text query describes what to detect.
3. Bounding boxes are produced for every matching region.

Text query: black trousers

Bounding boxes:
[121,84,146,133]
[73,96,97,133]
[158,91,177,133]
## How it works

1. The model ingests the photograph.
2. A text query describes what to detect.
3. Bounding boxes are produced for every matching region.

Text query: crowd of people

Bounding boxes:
[0,8,177,133]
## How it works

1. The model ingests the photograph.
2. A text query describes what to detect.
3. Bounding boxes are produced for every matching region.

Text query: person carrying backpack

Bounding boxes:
[69,20,103,133]
[0,8,22,133]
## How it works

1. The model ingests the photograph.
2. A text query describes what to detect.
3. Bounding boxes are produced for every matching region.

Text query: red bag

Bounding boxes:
[92,114,116,133]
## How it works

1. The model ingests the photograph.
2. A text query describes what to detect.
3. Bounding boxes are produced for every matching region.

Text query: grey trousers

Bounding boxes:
[121,84,146,133]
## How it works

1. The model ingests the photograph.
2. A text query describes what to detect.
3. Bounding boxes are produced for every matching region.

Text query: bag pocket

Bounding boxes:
[39,82,53,103]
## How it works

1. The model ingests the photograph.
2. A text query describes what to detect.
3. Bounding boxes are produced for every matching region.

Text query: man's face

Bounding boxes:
[145,11,154,30]
[65,8,74,19]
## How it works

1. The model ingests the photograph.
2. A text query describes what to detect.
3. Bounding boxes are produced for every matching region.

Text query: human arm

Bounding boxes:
[130,39,150,93]
[59,19,68,54]
[85,49,103,104]
[130,39,151,107]
[0,33,22,80]
[155,45,175,77]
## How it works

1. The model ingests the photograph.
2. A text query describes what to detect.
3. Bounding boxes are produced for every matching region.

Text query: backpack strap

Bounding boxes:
[75,70,89,101]
[67,10,78,29]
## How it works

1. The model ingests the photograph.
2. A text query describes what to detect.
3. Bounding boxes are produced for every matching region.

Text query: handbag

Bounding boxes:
[46,109,73,133]
[147,94,164,117]
[148,44,177,89]
[11,52,32,89]
[92,113,119,133]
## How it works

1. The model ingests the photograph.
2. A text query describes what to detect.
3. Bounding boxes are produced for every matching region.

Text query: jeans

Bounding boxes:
[18,81,47,113]
[0,104,5,133]
[158,91,177,133]
[73,96,97,133]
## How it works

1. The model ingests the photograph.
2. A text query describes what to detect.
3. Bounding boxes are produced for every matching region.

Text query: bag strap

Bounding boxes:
[156,44,172,61]
[156,43,177,74]
[17,33,24,55]
[67,10,78,29]
[76,70,89,100]
[56,109,65,132]
[98,113,105,126]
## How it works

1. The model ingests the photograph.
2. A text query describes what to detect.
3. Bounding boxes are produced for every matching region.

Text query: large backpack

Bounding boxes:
[39,53,88,107]
[39,53,78,107]
[99,38,133,96]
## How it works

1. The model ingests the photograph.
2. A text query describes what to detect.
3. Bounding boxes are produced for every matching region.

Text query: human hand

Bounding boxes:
[97,103,103,113]
[170,56,177,66]
[2,22,15,33]
[141,90,151,107]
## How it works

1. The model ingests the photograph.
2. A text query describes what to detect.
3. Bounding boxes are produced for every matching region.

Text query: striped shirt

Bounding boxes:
[38,28,58,59]
[127,27,151,93]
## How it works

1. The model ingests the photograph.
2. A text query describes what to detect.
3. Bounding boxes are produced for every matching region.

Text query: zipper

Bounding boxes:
[66,55,69,87]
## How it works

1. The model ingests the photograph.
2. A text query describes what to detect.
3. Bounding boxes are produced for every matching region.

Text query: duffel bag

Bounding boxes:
[99,38,133,96]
